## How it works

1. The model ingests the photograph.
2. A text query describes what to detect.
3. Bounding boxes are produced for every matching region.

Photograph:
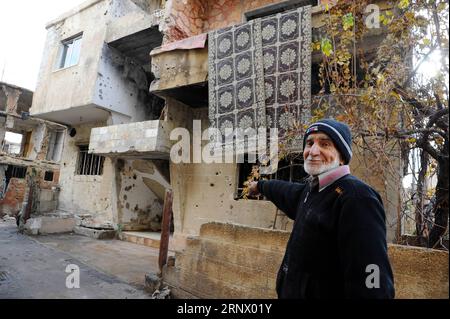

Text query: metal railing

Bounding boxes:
[76,146,105,176]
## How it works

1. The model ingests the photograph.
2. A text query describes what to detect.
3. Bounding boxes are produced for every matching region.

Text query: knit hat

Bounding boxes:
[303,119,353,164]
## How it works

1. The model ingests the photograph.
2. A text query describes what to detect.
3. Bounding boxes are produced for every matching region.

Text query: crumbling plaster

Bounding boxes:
[31,1,109,116]
[1,84,22,115]
[94,45,153,124]
[57,121,114,224]
[0,177,26,217]
[106,0,163,44]
[1,82,64,218]
[117,159,169,231]
[163,222,449,299]
[0,160,60,218]
[161,0,281,43]
[165,98,281,250]
[31,0,160,124]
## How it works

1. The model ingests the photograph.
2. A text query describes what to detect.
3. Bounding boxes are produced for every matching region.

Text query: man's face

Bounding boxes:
[303,132,342,176]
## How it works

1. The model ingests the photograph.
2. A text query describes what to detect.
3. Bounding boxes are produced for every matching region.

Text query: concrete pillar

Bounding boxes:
[0,116,6,147]
[27,123,47,160]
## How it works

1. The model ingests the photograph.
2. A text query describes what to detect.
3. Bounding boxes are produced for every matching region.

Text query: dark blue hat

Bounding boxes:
[303,119,353,164]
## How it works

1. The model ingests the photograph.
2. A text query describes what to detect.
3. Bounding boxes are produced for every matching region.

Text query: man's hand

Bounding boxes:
[247,181,260,197]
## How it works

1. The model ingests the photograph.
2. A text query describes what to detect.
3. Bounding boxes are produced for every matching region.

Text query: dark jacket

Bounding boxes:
[258,175,395,299]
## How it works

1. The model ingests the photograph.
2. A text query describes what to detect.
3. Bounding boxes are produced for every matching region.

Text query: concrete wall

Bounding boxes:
[31,0,160,122]
[89,120,170,156]
[31,0,109,115]
[163,222,449,299]
[351,140,403,243]
[161,0,297,43]
[106,0,163,43]
[117,159,169,231]
[0,163,60,218]
[1,82,63,218]
[0,177,26,217]
[93,43,156,123]
[166,98,285,249]
[57,121,114,224]
[150,47,208,92]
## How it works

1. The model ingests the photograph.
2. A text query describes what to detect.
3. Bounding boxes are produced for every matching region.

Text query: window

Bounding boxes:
[236,153,308,199]
[6,165,27,179]
[76,145,105,176]
[2,165,27,196]
[44,171,54,182]
[2,131,23,156]
[59,34,82,69]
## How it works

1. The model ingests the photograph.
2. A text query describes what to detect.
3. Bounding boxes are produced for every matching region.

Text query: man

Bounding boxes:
[248,119,395,299]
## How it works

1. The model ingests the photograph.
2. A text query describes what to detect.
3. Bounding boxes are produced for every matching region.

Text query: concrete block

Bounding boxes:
[24,218,42,235]
[24,216,76,235]
[199,222,289,252]
[73,226,116,239]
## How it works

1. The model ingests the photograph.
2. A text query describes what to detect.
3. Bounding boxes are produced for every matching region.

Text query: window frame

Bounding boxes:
[75,145,105,176]
[58,33,83,70]
[235,152,307,200]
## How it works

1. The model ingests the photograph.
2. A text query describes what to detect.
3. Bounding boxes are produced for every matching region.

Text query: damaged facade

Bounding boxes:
[30,0,169,235]
[28,0,448,299]
[0,82,65,228]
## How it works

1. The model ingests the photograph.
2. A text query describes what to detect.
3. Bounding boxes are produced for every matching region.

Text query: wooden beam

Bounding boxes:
[158,189,173,272]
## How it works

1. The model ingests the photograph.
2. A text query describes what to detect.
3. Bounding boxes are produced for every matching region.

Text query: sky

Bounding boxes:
[0,0,87,91]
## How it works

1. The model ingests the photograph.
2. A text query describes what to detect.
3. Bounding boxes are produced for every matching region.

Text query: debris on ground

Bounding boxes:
[151,286,171,299]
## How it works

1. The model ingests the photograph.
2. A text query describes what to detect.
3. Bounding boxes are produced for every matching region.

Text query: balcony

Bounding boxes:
[89,120,170,159]
[150,34,209,107]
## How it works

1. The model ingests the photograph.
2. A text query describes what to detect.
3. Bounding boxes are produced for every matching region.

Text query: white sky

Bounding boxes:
[0,0,87,91]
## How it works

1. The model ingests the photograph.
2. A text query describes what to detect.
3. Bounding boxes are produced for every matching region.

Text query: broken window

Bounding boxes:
[76,145,105,176]
[1,165,26,199]
[6,165,27,179]
[235,153,308,200]
[44,171,54,182]
[59,34,82,69]
[2,131,23,156]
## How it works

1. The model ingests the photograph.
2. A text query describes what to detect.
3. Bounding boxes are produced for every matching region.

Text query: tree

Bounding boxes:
[309,0,448,248]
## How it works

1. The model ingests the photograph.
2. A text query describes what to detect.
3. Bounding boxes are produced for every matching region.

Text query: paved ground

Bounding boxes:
[0,220,160,299]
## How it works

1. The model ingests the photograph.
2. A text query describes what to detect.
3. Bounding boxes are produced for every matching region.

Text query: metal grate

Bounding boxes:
[76,145,105,176]
[6,165,27,179]
[236,154,307,200]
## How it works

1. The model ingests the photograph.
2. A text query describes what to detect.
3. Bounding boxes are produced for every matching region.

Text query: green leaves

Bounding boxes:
[342,13,354,31]
[398,0,409,10]
[321,38,333,56]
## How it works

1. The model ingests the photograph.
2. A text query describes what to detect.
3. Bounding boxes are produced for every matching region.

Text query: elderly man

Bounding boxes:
[248,119,395,299]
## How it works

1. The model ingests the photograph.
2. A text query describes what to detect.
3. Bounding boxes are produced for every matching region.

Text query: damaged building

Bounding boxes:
[1,82,66,230]
[26,0,448,299]
[30,0,169,238]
